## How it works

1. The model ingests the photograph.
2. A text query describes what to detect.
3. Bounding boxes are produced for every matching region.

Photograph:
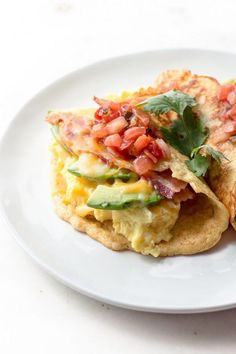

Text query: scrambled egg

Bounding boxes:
[51,141,180,256]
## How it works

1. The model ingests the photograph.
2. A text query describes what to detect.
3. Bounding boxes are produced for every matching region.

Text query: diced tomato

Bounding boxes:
[133,135,151,153]
[95,107,106,120]
[147,140,163,159]
[119,139,133,151]
[217,85,234,101]
[106,116,128,134]
[91,123,109,138]
[123,127,146,141]
[155,138,171,159]
[106,110,121,122]
[94,96,122,122]
[133,155,154,175]
[94,106,120,122]
[104,134,122,148]
[227,89,236,105]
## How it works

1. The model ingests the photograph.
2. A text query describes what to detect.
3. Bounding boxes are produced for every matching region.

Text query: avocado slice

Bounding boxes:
[68,153,136,182]
[87,185,163,210]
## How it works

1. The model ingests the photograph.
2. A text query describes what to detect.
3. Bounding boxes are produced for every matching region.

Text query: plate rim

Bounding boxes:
[1,47,236,314]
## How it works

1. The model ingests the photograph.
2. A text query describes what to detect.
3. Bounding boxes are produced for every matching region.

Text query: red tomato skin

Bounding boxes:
[147,140,163,159]
[123,127,146,141]
[104,134,122,147]
[133,135,151,153]
[106,116,128,134]
[119,139,134,151]
[133,155,154,175]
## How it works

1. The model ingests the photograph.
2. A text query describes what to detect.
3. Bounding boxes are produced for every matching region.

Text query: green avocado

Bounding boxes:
[87,185,163,210]
[68,154,136,182]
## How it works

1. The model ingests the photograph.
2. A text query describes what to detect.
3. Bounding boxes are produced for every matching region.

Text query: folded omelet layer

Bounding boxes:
[50,112,229,256]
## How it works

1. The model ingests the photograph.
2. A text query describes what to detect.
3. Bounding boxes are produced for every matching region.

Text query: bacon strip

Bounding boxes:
[151,170,187,198]
[47,112,135,171]
[151,170,195,202]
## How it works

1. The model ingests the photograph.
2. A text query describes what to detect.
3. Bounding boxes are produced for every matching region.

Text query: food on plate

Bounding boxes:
[46,85,229,257]
[152,70,236,229]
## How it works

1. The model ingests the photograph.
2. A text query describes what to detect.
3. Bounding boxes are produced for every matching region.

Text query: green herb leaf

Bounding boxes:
[136,89,196,116]
[191,144,229,163]
[185,155,209,177]
[135,89,227,178]
[161,106,208,156]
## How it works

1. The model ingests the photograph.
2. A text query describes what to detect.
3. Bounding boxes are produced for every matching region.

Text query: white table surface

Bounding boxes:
[1,0,236,353]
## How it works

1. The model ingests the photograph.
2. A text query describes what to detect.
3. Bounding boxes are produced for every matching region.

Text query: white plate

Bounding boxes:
[1,49,236,314]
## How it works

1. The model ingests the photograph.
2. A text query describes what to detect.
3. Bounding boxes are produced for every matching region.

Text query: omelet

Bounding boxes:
[152,70,236,229]
[50,119,228,257]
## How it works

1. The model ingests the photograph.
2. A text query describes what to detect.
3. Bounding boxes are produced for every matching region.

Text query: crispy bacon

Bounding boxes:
[151,170,187,199]
[48,112,134,171]
[133,108,150,127]
[133,155,154,175]
[48,97,172,177]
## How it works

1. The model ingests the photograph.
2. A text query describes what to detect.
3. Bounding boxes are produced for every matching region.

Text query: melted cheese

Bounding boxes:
[51,142,180,256]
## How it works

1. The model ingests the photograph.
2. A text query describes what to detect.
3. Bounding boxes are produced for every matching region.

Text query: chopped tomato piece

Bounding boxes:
[155,138,171,159]
[95,107,107,120]
[133,135,151,153]
[106,116,128,134]
[94,96,122,122]
[217,85,234,101]
[147,140,163,159]
[123,127,146,141]
[105,110,121,122]
[133,155,154,175]
[227,89,236,105]
[91,123,109,138]
[94,107,120,122]
[104,134,122,148]
[119,139,133,151]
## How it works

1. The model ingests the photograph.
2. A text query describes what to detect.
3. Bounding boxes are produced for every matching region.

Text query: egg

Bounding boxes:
[51,142,181,256]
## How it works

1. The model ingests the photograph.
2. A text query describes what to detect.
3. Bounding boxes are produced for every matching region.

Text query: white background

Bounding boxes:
[1,0,236,353]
